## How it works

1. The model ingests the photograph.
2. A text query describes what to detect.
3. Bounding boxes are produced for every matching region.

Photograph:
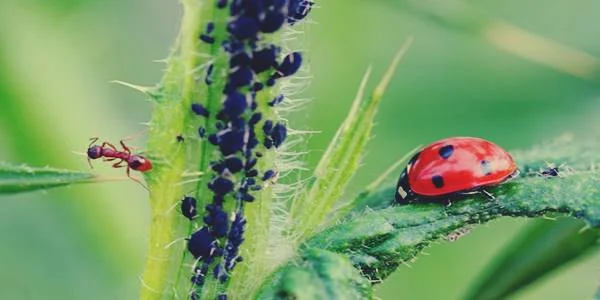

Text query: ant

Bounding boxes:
[86,137,152,189]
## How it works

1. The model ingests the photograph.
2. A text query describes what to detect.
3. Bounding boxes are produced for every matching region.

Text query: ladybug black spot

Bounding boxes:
[481,160,492,175]
[432,175,444,188]
[438,145,454,160]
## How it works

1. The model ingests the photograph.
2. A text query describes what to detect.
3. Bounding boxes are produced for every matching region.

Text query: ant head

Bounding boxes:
[128,155,153,172]
[87,145,103,159]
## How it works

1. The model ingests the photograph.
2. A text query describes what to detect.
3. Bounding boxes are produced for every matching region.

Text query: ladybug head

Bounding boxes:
[395,151,420,205]
[395,168,414,205]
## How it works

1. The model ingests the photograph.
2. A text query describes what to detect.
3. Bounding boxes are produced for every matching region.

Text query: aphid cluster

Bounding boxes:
[182,0,313,298]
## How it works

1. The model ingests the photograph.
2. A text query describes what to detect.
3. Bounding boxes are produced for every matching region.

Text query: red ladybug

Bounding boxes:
[395,137,519,204]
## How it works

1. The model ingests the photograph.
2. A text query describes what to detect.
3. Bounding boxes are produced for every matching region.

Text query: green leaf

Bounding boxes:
[337,146,422,219]
[255,248,372,300]
[347,186,397,216]
[0,162,94,194]
[288,38,414,241]
[464,219,600,300]
[257,137,600,296]
[307,170,600,281]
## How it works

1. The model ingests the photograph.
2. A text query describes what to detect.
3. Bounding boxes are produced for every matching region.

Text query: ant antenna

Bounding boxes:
[88,137,99,148]
[86,137,100,169]
[87,158,94,169]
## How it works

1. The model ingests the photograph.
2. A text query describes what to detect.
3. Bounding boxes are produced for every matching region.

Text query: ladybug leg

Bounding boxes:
[508,169,521,180]
[481,189,495,200]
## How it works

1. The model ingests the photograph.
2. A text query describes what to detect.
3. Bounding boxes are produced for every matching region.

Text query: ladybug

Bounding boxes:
[395,137,519,204]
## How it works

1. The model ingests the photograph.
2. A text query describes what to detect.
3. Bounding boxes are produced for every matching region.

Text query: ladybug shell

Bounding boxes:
[397,137,517,202]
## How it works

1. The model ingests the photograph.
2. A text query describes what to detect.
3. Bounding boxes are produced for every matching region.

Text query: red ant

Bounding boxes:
[86,137,152,188]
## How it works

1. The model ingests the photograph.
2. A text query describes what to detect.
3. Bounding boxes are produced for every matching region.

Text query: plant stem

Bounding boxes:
[139,102,188,300]
[141,0,300,297]
[139,1,212,298]
[228,87,279,298]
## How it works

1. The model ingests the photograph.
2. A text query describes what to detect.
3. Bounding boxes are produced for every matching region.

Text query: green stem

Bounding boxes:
[139,1,212,298]
[229,83,279,298]
[194,3,234,298]
[139,101,188,300]
[141,0,295,297]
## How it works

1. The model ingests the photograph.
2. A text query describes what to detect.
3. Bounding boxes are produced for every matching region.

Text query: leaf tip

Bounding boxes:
[372,36,413,101]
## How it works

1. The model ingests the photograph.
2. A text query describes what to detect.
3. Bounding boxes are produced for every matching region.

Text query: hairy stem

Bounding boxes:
[229,94,280,298]
[139,1,212,298]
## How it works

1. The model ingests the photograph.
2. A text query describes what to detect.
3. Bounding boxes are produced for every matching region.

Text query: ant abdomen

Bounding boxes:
[128,155,152,172]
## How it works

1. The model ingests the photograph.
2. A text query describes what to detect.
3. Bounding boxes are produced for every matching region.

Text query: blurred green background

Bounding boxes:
[0,0,599,299]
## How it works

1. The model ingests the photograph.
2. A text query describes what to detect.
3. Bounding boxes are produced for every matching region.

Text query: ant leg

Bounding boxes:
[126,167,150,191]
[112,159,127,169]
[103,157,117,162]
[102,141,118,152]
[112,162,149,191]
[117,132,145,154]
[119,140,133,156]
